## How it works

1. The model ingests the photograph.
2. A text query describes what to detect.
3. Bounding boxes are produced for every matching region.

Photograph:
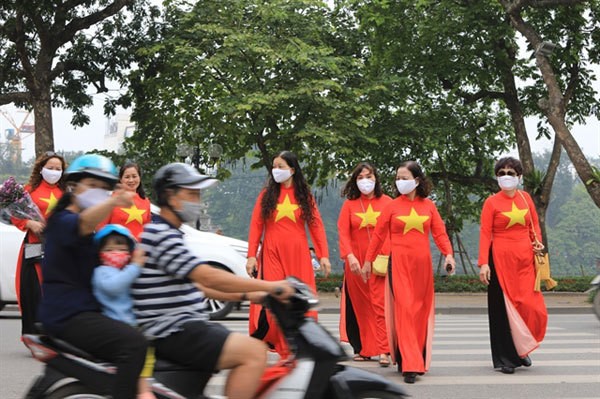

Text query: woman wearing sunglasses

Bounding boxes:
[477,156,548,375]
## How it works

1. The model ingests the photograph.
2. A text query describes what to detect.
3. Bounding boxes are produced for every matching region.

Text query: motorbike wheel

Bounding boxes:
[355,390,407,398]
[44,382,106,399]
[593,290,600,321]
[207,264,236,320]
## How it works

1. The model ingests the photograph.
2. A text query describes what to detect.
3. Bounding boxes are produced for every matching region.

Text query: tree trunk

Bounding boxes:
[31,86,55,158]
[500,1,600,208]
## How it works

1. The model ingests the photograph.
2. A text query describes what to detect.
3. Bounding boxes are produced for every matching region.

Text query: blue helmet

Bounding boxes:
[94,224,137,251]
[65,154,119,189]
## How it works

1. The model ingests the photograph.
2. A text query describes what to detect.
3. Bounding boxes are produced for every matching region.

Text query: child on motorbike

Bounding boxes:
[92,224,155,399]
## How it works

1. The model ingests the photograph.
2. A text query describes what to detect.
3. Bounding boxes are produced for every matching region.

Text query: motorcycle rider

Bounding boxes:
[37,154,147,399]
[132,162,294,399]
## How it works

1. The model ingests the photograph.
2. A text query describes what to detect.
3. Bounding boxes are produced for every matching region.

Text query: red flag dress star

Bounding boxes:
[478,190,547,360]
[248,186,329,356]
[98,193,151,240]
[365,196,452,373]
[12,180,63,310]
[338,194,392,358]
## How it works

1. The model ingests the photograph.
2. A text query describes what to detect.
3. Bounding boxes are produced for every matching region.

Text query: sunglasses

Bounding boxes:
[45,151,56,157]
[497,170,517,177]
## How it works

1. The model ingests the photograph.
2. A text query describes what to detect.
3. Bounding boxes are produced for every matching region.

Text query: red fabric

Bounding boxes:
[12,181,63,305]
[247,186,328,355]
[478,190,547,345]
[337,194,392,356]
[366,196,452,373]
[98,193,151,240]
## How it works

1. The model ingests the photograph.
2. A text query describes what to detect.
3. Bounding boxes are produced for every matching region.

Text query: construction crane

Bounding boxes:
[0,108,35,165]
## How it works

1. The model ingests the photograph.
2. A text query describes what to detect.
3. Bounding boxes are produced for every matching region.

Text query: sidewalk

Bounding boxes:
[316,291,592,315]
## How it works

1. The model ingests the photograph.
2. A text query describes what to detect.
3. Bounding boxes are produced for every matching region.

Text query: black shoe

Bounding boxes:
[521,356,532,367]
[403,372,417,383]
[500,366,515,374]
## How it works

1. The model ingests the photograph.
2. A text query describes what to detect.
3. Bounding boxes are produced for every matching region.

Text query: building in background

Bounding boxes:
[103,113,136,153]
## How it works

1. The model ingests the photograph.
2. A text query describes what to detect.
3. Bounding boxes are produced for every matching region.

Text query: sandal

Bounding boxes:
[353,354,371,362]
[379,354,390,367]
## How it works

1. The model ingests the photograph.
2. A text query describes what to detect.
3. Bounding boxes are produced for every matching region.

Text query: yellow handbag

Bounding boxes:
[518,191,558,292]
[533,253,557,291]
[372,255,389,277]
[359,198,389,277]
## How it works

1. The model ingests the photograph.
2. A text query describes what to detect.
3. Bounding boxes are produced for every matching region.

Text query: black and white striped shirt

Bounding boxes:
[132,216,208,339]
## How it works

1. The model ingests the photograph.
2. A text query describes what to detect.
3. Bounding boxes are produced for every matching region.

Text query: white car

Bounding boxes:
[0,207,249,320]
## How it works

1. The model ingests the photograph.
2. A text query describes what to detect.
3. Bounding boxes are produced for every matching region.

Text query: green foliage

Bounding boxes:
[126,0,373,186]
[547,184,600,276]
[315,274,343,292]
[0,0,160,153]
[316,274,591,293]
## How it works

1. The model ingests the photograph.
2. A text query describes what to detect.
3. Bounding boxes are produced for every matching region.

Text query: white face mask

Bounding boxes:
[272,168,292,183]
[396,179,418,195]
[41,168,62,185]
[77,188,111,209]
[357,179,375,195]
[175,200,203,223]
[498,175,519,191]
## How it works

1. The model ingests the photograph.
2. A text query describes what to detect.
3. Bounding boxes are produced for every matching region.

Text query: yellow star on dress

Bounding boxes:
[501,202,528,229]
[275,194,299,222]
[121,204,147,225]
[397,207,430,234]
[39,192,59,215]
[355,204,381,228]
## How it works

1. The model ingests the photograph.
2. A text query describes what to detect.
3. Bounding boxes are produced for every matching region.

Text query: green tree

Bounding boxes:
[0,0,159,157]
[498,0,600,208]
[548,184,600,275]
[125,0,374,185]
[343,0,599,249]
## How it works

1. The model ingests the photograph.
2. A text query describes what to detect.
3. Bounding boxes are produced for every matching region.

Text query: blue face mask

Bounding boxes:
[77,188,111,209]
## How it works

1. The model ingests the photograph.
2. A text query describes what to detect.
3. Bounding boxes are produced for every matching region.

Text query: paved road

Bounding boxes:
[1,306,599,398]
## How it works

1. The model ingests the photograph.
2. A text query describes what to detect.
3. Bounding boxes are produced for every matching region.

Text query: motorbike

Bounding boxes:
[587,273,600,321]
[23,277,408,399]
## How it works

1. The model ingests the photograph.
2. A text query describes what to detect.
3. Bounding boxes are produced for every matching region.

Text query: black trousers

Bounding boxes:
[58,312,148,399]
[488,251,521,369]
[19,257,42,335]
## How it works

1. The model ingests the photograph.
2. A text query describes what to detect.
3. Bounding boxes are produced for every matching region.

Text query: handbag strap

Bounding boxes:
[517,190,540,247]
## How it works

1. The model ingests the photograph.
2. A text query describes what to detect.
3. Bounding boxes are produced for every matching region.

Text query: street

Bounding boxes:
[1,305,599,398]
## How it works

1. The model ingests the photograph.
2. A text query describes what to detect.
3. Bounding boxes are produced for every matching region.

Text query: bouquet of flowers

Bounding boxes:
[0,176,44,225]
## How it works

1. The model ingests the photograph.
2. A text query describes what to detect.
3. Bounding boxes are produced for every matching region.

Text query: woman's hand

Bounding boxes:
[361,261,372,283]
[319,257,331,278]
[479,264,491,285]
[25,220,45,235]
[445,254,456,275]
[246,257,258,278]
[347,253,361,276]
[532,240,545,255]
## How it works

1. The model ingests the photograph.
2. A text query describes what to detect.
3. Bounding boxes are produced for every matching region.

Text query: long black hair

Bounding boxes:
[260,150,315,225]
[341,161,384,200]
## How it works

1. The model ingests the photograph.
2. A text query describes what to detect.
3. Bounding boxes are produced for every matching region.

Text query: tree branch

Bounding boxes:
[563,63,580,108]
[55,0,132,49]
[462,90,507,105]
[0,91,30,106]
[13,10,35,82]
